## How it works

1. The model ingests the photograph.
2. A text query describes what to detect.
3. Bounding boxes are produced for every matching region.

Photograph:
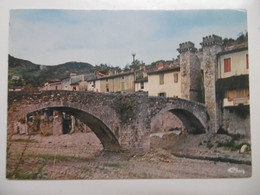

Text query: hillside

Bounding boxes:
[8,55,94,88]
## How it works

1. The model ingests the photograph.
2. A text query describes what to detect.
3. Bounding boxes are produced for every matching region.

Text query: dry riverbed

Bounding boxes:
[6,132,251,179]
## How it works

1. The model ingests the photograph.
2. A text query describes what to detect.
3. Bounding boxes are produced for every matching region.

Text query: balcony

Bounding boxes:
[223,96,250,107]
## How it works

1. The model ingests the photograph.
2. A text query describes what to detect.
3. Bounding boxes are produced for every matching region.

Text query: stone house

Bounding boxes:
[42,79,62,90]
[41,73,99,91]
[87,79,101,92]
[86,71,107,92]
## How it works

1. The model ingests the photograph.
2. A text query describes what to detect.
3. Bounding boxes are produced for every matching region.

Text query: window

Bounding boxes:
[121,82,125,91]
[174,73,178,83]
[106,84,109,92]
[141,82,144,89]
[224,58,231,72]
[246,54,249,69]
[158,92,166,97]
[122,76,124,79]
[159,74,164,85]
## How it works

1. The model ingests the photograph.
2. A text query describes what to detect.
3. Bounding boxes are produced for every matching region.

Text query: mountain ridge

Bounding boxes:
[8,55,94,88]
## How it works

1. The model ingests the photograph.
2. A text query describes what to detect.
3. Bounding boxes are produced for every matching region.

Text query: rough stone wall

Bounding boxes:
[39,112,53,136]
[8,90,209,152]
[180,52,191,100]
[178,42,202,102]
[13,119,28,135]
[111,93,150,151]
[8,91,151,152]
[201,35,223,133]
[222,107,250,135]
[52,111,63,136]
[189,53,203,102]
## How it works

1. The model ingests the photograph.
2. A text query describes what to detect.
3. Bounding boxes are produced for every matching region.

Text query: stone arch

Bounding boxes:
[9,102,121,152]
[153,103,208,134]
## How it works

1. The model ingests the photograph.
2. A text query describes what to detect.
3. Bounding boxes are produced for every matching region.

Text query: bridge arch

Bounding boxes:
[8,101,121,152]
[150,99,209,134]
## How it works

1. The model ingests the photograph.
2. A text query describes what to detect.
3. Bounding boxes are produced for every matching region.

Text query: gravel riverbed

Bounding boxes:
[6,132,251,179]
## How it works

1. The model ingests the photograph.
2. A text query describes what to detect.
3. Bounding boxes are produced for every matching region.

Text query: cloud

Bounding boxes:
[9,10,247,67]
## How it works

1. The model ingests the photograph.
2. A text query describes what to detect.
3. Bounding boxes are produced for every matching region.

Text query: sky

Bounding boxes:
[9,9,247,68]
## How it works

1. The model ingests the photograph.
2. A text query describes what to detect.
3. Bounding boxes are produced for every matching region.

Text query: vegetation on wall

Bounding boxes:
[112,96,136,125]
[223,32,248,47]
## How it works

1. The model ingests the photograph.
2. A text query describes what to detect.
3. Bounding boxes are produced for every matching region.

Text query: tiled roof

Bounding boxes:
[148,65,180,75]
[135,77,148,83]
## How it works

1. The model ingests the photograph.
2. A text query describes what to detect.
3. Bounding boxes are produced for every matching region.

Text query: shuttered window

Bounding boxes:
[159,74,164,85]
[121,82,125,91]
[224,58,231,72]
[174,73,178,83]
[246,54,249,69]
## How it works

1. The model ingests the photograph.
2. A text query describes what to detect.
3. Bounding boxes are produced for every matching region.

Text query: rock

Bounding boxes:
[240,144,248,153]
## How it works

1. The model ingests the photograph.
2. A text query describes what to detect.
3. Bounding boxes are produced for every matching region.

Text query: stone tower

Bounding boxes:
[200,35,223,133]
[177,41,202,102]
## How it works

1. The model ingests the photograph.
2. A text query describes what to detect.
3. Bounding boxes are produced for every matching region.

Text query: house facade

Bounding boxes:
[217,47,249,107]
[135,77,148,92]
[147,66,181,98]
[42,79,62,90]
[216,46,250,135]
[99,71,135,93]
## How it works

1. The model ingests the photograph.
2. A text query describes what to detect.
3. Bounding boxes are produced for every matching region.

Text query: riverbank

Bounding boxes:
[6,132,252,179]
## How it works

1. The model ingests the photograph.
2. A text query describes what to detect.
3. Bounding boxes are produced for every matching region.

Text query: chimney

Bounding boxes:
[108,70,113,76]
[157,61,164,69]
[70,72,77,77]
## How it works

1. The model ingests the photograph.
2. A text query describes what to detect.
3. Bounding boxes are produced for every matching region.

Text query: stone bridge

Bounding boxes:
[7,91,209,152]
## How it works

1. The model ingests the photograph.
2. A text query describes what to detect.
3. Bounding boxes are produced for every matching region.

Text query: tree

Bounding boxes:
[223,38,235,47]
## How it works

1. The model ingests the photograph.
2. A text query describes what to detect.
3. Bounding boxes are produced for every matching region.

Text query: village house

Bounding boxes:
[147,61,181,98]
[38,34,249,135]
[70,73,98,91]
[42,79,62,90]
[217,46,249,107]
[216,44,250,135]
[93,71,135,93]
[134,64,148,92]
[135,77,148,92]
[42,73,99,91]
[86,71,106,92]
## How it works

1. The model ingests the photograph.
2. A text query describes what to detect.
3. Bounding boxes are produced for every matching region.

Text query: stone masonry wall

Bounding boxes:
[201,35,223,133]
[148,96,208,133]
[222,106,250,135]
[8,90,209,152]
[178,41,202,102]
[8,91,151,152]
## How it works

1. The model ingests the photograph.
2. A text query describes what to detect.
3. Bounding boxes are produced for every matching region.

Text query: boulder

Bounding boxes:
[240,144,248,153]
